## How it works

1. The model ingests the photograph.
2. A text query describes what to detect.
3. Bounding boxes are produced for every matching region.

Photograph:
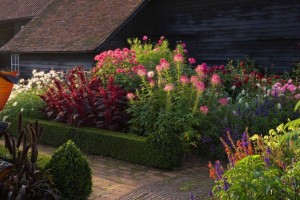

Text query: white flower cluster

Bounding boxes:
[9,69,64,100]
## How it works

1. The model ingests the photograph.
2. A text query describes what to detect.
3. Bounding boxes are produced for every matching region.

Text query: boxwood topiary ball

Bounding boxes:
[46,140,92,200]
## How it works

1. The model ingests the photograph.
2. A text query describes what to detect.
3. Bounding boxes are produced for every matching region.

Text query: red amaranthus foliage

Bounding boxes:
[39,67,128,131]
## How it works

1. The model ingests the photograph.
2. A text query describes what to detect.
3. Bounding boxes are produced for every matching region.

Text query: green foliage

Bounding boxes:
[210,102,300,200]
[0,144,50,171]
[128,37,173,71]
[46,140,92,200]
[0,113,60,199]
[213,155,284,200]
[0,90,45,121]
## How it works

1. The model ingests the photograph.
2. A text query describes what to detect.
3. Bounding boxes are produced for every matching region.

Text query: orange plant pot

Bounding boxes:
[0,71,18,112]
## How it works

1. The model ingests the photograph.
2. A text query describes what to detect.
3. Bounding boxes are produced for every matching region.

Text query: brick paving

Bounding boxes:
[5,141,214,200]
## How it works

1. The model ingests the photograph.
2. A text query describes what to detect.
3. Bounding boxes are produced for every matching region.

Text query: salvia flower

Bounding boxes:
[214,160,224,180]
[264,157,270,166]
[223,178,229,191]
[266,146,271,156]
[189,192,195,200]
[208,189,213,197]
[242,132,249,149]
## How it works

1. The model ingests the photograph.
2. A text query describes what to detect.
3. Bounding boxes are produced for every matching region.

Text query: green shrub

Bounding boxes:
[0,90,45,121]
[46,140,92,200]
[8,117,183,169]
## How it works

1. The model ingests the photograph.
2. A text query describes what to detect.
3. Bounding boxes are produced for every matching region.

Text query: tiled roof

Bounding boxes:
[0,0,145,53]
[0,0,52,21]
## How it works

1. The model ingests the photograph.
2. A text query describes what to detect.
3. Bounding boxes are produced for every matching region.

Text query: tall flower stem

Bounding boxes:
[193,91,201,114]
[166,91,172,111]
[176,63,181,84]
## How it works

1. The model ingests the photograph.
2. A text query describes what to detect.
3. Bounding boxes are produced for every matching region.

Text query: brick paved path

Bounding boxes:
[38,144,214,200]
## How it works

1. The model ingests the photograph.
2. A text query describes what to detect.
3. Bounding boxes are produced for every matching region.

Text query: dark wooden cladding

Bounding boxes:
[18,53,95,78]
[109,0,300,69]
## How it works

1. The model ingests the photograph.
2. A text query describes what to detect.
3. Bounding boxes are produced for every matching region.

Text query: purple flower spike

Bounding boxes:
[208,189,213,197]
[266,146,271,156]
[215,161,224,180]
[223,178,230,191]
[189,192,195,200]
[242,132,249,149]
[264,157,270,166]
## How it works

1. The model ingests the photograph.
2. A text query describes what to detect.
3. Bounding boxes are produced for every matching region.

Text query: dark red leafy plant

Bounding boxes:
[39,67,128,131]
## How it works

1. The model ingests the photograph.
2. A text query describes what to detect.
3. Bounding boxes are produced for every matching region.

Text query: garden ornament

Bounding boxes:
[0,71,18,133]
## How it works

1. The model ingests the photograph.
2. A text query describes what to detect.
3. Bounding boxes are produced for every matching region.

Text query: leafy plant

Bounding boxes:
[0,113,61,200]
[45,140,92,200]
[128,36,174,71]
[40,67,129,131]
[208,101,300,199]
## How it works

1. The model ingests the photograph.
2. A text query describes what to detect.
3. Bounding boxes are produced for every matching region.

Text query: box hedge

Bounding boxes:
[8,118,183,169]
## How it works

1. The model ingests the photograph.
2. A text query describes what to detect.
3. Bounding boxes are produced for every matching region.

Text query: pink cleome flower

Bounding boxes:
[164,83,175,92]
[188,57,196,65]
[160,58,170,70]
[218,98,228,106]
[174,53,184,63]
[180,75,189,84]
[195,63,208,75]
[199,106,209,115]
[143,36,148,41]
[127,93,135,100]
[211,74,221,86]
[132,65,147,77]
[190,75,199,84]
[149,78,155,87]
[194,81,205,93]
[287,84,297,93]
[156,64,163,72]
[294,93,300,100]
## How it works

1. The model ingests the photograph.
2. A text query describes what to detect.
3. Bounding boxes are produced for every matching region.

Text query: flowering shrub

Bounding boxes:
[93,48,140,91]
[40,67,128,131]
[128,36,174,71]
[208,102,300,199]
[127,40,231,150]
[0,69,64,120]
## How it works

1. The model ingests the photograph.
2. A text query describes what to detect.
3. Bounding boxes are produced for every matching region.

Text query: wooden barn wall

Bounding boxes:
[18,53,95,78]
[109,0,300,69]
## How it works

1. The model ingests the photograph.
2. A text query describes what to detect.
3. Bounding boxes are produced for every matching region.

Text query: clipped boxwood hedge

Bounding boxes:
[8,118,183,169]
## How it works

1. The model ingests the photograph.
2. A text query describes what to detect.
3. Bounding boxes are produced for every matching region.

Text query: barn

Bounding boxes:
[0,0,299,77]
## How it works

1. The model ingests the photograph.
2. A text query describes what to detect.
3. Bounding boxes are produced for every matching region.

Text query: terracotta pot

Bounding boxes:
[0,71,18,112]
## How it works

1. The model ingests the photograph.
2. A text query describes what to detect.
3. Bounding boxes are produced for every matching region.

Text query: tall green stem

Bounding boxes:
[193,92,201,114]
